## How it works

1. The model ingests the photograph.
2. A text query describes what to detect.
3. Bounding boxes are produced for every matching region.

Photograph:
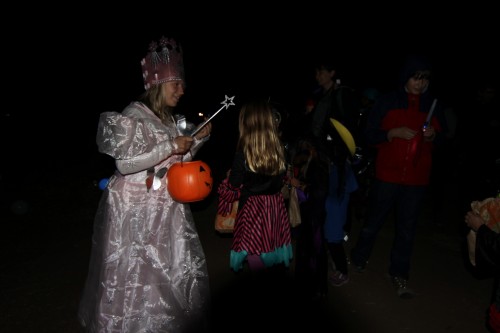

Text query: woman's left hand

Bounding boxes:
[194,121,212,140]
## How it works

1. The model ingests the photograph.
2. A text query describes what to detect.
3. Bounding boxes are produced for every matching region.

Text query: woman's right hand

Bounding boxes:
[174,136,194,154]
[465,211,485,232]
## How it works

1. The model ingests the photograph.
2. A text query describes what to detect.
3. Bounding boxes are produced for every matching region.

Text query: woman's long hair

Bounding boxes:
[138,83,175,124]
[237,100,286,175]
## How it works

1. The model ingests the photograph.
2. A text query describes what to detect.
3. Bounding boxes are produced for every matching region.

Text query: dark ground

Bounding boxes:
[0,162,497,333]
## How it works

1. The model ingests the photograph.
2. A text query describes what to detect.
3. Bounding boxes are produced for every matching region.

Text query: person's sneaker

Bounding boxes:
[350,251,367,273]
[353,263,366,273]
[330,271,349,287]
[391,275,415,299]
[351,259,366,273]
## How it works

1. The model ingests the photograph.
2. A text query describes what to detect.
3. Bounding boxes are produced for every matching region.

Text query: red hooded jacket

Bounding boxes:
[365,55,447,186]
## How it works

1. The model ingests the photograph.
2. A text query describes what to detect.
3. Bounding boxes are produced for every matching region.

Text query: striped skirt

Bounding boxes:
[230,193,293,271]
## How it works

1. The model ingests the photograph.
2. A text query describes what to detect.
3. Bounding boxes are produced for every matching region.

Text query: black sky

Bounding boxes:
[3,6,499,178]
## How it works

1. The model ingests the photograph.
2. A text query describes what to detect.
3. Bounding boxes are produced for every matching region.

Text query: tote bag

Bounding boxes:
[215,200,238,233]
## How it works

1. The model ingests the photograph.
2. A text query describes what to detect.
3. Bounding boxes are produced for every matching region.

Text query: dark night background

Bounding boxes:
[1,5,499,332]
[2,6,498,245]
[2,5,499,246]
[3,6,498,181]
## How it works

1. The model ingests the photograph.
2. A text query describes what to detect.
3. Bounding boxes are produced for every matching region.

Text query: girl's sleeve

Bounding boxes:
[216,177,241,216]
[217,151,244,215]
[228,150,245,187]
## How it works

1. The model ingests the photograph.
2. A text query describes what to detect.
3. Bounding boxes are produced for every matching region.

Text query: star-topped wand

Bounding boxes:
[191,95,236,136]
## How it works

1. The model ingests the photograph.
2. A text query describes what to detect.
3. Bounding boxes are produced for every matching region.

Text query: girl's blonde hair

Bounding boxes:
[237,100,286,175]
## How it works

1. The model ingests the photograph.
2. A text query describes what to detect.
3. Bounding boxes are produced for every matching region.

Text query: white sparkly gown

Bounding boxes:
[78,102,210,333]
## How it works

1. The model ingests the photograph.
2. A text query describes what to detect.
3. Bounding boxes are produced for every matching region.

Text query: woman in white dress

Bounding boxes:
[78,36,212,333]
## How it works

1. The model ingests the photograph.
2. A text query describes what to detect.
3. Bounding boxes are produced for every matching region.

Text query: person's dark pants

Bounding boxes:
[295,191,328,298]
[351,179,426,279]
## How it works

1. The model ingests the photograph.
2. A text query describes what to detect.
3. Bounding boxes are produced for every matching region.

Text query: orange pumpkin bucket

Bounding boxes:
[167,161,213,203]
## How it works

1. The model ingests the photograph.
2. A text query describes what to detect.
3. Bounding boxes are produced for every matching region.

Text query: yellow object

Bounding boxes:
[329,118,356,156]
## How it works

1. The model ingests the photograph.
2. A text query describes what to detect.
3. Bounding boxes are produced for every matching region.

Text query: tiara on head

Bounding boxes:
[141,36,184,90]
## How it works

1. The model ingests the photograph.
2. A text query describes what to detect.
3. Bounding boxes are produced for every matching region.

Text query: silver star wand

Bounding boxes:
[191,95,236,136]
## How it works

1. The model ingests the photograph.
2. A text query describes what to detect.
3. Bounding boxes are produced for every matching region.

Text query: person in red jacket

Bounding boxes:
[350,54,447,299]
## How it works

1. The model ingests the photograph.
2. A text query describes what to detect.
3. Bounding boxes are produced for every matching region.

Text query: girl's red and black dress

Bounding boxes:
[217,150,293,271]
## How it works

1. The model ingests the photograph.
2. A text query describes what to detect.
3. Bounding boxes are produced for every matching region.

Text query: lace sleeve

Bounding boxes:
[96,108,178,174]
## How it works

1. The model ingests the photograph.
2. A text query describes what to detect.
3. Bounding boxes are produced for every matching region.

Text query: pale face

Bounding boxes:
[405,74,429,95]
[163,80,185,107]
[315,68,335,89]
